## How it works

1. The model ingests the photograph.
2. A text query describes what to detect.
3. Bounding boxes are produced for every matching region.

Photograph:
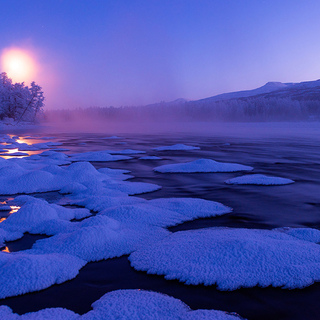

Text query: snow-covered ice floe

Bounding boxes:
[98,199,230,228]
[0,251,86,299]
[1,196,91,237]
[225,174,294,185]
[140,156,162,160]
[153,143,200,151]
[154,159,253,173]
[0,289,245,319]
[129,227,320,290]
[0,160,142,194]
[68,151,132,162]
[32,215,169,262]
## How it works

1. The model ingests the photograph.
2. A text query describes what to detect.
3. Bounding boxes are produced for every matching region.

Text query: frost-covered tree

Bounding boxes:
[0,72,44,123]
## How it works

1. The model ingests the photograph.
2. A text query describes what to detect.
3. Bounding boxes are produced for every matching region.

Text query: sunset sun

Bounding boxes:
[1,48,37,83]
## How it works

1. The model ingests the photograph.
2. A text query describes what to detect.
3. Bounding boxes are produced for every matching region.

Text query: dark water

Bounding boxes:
[1,126,320,320]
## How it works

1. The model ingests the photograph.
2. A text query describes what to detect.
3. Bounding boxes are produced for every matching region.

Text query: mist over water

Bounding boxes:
[40,111,320,139]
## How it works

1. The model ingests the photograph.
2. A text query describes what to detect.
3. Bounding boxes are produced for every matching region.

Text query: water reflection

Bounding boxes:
[16,137,32,145]
[0,205,20,224]
[9,206,20,214]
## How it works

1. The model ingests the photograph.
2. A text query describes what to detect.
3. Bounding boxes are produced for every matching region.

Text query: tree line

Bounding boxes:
[45,96,320,123]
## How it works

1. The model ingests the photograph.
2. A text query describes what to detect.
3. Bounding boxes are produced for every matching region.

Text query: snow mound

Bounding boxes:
[149,197,232,219]
[81,290,245,320]
[154,159,253,173]
[129,227,320,290]
[225,174,294,185]
[140,156,162,160]
[100,200,230,228]
[0,160,150,195]
[0,306,79,320]
[100,204,185,228]
[32,215,169,262]
[69,151,131,162]
[63,195,146,213]
[104,180,161,195]
[1,196,91,235]
[0,290,244,319]
[0,251,86,299]
[153,144,200,151]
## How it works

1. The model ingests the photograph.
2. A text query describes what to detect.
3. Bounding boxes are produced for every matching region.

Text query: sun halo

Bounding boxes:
[1,48,37,84]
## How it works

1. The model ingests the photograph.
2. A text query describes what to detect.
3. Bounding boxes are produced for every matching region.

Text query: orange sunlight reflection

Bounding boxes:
[0,204,20,253]
[0,148,29,159]
[1,48,37,84]
[9,206,20,214]
[15,137,32,145]
[7,148,19,154]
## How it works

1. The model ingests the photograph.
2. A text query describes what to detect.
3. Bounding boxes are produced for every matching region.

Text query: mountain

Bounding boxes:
[251,79,320,101]
[198,79,320,103]
[200,82,293,102]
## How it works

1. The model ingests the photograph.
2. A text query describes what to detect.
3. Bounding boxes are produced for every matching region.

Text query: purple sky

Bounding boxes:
[1,0,320,109]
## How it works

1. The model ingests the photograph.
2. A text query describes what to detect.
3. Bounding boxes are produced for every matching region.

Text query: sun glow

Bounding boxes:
[1,48,37,83]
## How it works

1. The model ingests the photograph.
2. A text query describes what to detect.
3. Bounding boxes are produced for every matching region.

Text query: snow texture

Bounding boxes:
[154,159,253,173]
[1,196,90,235]
[0,290,244,319]
[129,227,320,290]
[99,199,230,228]
[32,215,169,262]
[62,195,146,213]
[275,227,320,243]
[225,174,294,185]
[80,290,244,320]
[153,144,200,151]
[0,306,79,320]
[149,198,232,220]
[0,250,86,299]
[0,160,152,195]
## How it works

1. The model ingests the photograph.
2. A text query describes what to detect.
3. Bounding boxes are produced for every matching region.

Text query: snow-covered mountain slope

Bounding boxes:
[201,82,293,102]
[196,79,320,103]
